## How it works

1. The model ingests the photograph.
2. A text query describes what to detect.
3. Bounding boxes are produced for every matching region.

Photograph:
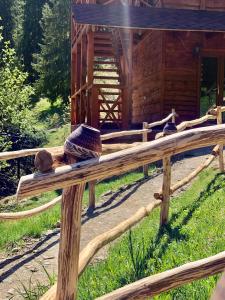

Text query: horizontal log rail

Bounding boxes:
[40,200,161,300]
[101,128,150,141]
[0,196,61,220]
[147,111,177,129]
[97,250,225,300]
[16,125,225,199]
[154,144,219,200]
[155,114,216,139]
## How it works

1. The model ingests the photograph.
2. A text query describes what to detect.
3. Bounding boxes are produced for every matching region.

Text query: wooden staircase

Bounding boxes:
[93,30,124,129]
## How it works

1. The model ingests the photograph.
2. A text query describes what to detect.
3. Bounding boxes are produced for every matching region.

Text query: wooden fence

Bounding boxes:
[0,107,225,299]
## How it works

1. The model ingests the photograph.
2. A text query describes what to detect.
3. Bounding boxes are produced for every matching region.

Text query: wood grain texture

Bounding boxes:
[154,144,219,200]
[56,154,85,300]
[217,107,224,173]
[17,125,225,200]
[97,250,225,300]
[160,156,171,225]
[148,112,176,128]
[40,200,161,300]
[142,122,149,177]
[88,180,96,209]
[0,196,61,220]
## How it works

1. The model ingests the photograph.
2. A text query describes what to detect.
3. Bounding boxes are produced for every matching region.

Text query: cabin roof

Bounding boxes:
[72,4,225,32]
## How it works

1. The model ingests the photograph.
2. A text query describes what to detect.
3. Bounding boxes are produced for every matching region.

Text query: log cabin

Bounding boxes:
[71,0,225,131]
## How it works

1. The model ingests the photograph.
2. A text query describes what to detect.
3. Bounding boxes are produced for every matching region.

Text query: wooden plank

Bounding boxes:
[16,125,225,200]
[97,250,225,300]
[88,180,96,210]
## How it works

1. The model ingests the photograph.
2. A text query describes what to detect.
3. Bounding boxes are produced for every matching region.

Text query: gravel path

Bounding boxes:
[0,149,218,299]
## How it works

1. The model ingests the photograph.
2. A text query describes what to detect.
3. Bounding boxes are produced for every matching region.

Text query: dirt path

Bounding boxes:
[0,149,218,299]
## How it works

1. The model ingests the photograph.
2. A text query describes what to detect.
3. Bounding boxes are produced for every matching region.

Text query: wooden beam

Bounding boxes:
[142,122,149,177]
[97,250,225,300]
[16,125,225,199]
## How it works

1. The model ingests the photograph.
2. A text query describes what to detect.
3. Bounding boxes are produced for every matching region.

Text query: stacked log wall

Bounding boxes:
[131,31,163,124]
[162,0,225,10]
[163,31,201,121]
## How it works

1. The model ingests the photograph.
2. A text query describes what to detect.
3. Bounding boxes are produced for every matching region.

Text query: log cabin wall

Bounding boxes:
[131,31,164,124]
[162,0,225,10]
[163,31,201,121]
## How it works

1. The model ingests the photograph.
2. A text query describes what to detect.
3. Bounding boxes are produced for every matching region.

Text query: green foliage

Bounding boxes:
[33,0,70,103]
[0,27,46,196]
[76,170,224,299]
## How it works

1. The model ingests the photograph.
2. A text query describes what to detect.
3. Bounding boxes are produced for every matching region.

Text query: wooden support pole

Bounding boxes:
[217,106,224,172]
[142,122,149,178]
[56,154,85,300]
[88,180,96,210]
[160,156,171,226]
[172,108,176,123]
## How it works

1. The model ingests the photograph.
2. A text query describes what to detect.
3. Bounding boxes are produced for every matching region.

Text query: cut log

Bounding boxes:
[160,156,171,225]
[217,107,224,173]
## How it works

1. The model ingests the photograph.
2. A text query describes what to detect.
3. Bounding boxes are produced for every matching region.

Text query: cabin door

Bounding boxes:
[200,56,225,116]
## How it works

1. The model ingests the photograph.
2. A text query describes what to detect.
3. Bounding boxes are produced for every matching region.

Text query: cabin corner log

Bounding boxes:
[16,125,225,200]
[154,144,219,200]
[97,251,225,300]
[40,200,162,300]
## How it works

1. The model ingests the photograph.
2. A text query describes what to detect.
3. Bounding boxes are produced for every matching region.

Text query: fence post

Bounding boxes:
[56,154,85,300]
[88,180,96,210]
[217,106,224,172]
[142,122,149,178]
[172,108,176,123]
[160,156,171,226]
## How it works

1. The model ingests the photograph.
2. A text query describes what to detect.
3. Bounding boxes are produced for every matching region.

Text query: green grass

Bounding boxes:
[76,169,225,299]
[0,167,154,252]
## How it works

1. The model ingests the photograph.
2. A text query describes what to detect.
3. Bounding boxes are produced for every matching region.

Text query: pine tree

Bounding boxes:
[33,0,70,103]
[0,0,14,44]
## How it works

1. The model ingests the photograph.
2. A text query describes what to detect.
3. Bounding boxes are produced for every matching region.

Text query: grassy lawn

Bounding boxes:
[0,166,154,252]
[76,169,225,299]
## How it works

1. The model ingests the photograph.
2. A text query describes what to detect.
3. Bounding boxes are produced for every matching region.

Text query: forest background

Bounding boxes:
[0,0,70,196]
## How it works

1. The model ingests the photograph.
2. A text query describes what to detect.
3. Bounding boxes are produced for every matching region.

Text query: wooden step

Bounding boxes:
[94,40,112,45]
[94,61,117,65]
[94,68,118,72]
[100,92,121,95]
[94,75,120,80]
[94,32,112,39]
[94,53,115,58]
[94,46,113,52]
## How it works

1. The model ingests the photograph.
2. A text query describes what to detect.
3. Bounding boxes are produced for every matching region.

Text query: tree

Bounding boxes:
[0,25,46,197]
[0,0,14,45]
[33,0,70,103]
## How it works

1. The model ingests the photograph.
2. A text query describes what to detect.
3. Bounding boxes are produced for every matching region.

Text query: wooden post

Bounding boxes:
[56,154,85,300]
[142,122,149,178]
[172,108,176,123]
[217,106,224,172]
[88,180,96,210]
[160,156,171,226]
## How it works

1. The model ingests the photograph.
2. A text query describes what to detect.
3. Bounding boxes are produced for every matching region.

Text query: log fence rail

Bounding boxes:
[0,107,225,299]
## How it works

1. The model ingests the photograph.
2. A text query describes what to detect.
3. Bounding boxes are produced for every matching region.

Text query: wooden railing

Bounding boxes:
[12,120,224,299]
[1,107,225,299]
